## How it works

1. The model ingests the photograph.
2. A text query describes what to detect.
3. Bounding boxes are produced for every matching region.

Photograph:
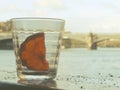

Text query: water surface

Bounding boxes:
[1,48,120,89]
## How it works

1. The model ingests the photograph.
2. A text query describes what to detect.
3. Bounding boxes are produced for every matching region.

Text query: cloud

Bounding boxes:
[31,0,66,17]
[0,5,17,14]
[35,0,65,10]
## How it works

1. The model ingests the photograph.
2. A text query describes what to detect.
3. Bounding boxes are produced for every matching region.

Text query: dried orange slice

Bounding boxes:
[19,33,49,71]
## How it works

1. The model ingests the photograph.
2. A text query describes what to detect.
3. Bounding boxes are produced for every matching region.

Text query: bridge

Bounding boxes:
[0,33,12,40]
[0,33,13,49]
[61,32,120,49]
[1,32,120,50]
[86,32,120,50]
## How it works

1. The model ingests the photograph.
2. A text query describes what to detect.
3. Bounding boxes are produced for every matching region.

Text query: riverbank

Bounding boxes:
[62,33,120,48]
[1,32,120,49]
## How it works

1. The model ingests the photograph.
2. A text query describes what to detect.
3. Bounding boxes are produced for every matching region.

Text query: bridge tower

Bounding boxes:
[87,32,97,50]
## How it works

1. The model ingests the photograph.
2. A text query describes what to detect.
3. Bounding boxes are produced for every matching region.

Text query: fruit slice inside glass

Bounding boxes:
[19,33,49,71]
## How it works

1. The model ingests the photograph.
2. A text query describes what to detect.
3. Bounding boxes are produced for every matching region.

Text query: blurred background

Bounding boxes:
[1,0,120,49]
[1,1,120,89]
[1,0,120,33]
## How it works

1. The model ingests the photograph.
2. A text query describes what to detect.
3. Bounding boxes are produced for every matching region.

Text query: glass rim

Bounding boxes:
[10,17,65,22]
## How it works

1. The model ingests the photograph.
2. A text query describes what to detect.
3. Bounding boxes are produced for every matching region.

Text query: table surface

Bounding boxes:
[0,50,81,90]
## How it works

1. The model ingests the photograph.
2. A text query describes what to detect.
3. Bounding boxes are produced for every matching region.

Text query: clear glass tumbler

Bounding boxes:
[11,18,65,80]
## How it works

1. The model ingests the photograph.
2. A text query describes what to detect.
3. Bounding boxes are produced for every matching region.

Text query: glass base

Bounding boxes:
[18,79,57,89]
[17,70,56,80]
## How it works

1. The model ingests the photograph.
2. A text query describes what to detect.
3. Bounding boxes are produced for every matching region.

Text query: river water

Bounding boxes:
[58,48,120,76]
[1,48,120,89]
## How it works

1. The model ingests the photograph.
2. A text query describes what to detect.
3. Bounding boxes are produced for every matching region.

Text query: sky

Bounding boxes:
[0,0,120,33]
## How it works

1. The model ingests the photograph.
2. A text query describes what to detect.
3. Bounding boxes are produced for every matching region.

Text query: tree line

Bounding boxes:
[0,21,11,32]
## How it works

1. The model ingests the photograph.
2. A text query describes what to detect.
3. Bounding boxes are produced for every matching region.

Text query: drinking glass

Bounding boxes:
[11,18,65,80]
